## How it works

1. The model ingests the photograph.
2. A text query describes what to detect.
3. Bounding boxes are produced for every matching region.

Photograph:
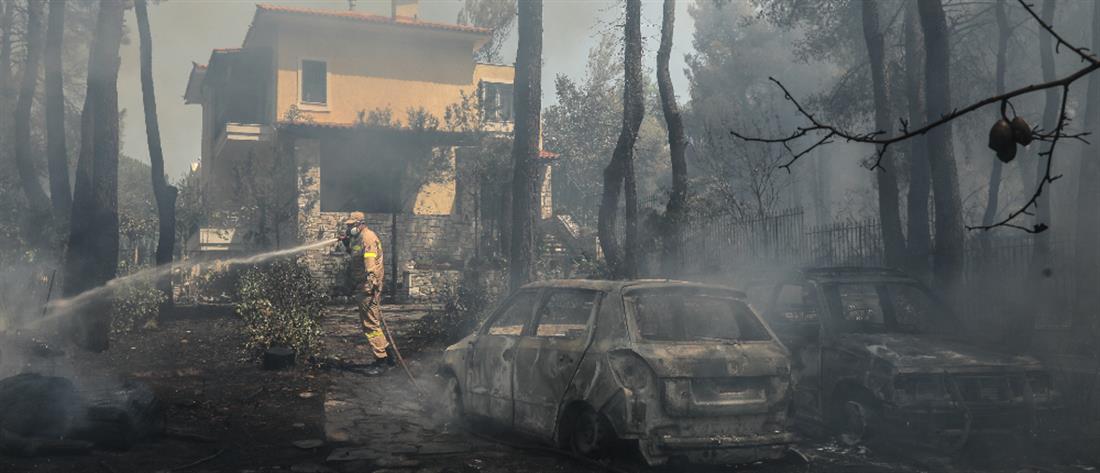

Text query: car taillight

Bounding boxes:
[608,351,654,390]
[893,374,949,404]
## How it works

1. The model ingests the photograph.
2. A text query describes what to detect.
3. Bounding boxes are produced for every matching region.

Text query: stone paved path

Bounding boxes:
[318,305,604,473]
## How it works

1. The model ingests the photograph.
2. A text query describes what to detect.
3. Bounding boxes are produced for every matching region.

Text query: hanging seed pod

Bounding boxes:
[1010,116,1033,146]
[988,119,1017,162]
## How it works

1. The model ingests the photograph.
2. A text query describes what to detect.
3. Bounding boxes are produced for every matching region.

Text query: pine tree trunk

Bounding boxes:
[657,0,688,276]
[45,0,71,224]
[507,0,542,291]
[598,0,644,280]
[1072,0,1100,331]
[62,0,125,352]
[861,0,905,270]
[0,0,14,141]
[135,0,177,311]
[917,0,965,295]
[13,0,52,229]
[904,2,931,277]
[979,1,1011,250]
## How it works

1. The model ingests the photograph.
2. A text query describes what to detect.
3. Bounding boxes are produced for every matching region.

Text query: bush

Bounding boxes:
[178,262,248,304]
[428,271,502,344]
[111,277,167,333]
[235,259,327,361]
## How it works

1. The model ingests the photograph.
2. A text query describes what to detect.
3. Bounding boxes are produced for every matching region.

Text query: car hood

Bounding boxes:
[835,333,1043,374]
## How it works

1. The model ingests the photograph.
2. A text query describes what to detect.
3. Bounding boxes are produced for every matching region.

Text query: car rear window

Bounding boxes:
[627,288,772,342]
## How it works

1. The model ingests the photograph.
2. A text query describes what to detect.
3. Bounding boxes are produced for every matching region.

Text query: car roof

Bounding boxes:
[797,266,917,283]
[521,279,747,298]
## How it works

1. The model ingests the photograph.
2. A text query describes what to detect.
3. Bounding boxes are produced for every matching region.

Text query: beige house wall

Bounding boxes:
[271,17,513,125]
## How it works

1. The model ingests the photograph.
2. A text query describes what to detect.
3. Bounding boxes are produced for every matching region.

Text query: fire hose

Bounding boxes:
[379,313,424,397]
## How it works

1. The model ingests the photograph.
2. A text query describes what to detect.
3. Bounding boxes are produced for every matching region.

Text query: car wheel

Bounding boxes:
[831,389,879,447]
[568,405,612,457]
[439,373,463,424]
[838,398,870,446]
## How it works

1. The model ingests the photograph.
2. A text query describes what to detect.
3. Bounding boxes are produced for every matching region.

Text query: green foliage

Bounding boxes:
[174,168,204,255]
[179,262,246,304]
[282,104,316,123]
[543,33,669,228]
[111,277,167,333]
[456,0,516,63]
[234,259,328,361]
[119,156,159,260]
[434,272,500,344]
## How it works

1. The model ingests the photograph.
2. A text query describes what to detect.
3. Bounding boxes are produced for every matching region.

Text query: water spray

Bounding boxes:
[32,239,338,327]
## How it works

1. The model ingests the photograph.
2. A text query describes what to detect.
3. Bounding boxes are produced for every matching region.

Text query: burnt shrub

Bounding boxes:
[235,259,327,361]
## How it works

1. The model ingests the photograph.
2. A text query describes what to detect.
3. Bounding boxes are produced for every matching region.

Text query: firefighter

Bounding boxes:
[344,212,393,376]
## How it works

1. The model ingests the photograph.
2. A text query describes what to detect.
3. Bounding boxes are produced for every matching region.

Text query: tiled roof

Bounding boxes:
[254,4,490,36]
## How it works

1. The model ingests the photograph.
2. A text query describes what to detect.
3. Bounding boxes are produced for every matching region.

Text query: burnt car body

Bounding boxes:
[751,267,1059,449]
[439,279,795,465]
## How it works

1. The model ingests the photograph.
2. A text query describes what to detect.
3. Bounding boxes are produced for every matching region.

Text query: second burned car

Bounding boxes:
[439,279,795,466]
[751,267,1060,450]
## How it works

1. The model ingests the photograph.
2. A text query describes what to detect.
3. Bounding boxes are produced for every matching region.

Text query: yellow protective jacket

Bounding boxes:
[348,226,385,288]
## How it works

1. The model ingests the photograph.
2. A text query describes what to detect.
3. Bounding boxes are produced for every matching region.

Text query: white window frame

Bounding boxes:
[297,57,330,111]
[479,80,513,124]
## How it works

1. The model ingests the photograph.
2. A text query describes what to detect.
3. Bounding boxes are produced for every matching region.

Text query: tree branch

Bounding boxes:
[729,0,1099,233]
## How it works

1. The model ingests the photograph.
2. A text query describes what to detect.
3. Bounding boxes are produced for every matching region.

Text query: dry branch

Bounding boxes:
[730,0,1099,233]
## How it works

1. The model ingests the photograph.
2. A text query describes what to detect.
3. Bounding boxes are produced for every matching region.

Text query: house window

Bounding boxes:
[301,59,327,105]
[480,81,513,123]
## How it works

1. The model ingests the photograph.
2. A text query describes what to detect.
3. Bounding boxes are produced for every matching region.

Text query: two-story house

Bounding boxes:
[184,1,555,299]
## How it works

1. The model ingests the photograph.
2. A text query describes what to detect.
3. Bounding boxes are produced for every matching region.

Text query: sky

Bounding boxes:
[116,0,697,179]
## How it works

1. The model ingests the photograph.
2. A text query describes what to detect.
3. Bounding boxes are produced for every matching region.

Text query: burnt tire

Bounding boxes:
[565,405,614,458]
[439,374,464,425]
[831,390,880,447]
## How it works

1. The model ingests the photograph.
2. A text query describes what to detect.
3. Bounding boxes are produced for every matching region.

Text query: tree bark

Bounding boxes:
[979,1,1010,249]
[0,0,14,136]
[1072,0,1100,331]
[13,0,52,228]
[62,0,125,352]
[904,1,931,277]
[657,0,688,276]
[597,0,644,280]
[861,0,905,270]
[1033,0,1057,259]
[917,0,965,294]
[45,0,71,223]
[135,0,178,311]
[507,0,542,291]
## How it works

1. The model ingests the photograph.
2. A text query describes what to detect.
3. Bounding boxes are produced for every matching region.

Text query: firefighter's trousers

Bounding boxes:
[357,282,389,360]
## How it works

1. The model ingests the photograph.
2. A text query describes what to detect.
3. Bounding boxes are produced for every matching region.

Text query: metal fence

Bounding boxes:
[645,207,1076,330]
[654,208,886,276]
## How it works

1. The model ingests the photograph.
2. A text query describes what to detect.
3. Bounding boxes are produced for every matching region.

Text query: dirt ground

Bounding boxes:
[0,306,1096,473]
[0,307,330,473]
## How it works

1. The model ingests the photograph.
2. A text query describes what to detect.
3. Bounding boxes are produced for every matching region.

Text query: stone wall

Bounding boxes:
[291,134,478,301]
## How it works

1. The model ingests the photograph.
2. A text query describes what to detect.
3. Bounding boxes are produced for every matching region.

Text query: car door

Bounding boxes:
[768,281,824,422]
[818,282,888,408]
[465,289,540,424]
[512,288,601,437]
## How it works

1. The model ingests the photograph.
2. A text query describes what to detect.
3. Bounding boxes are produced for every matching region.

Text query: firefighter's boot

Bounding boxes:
[362,357,391,377]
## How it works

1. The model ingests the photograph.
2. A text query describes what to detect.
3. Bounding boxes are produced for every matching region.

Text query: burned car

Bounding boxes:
[439,279,795,465]
[752,267,1059,449]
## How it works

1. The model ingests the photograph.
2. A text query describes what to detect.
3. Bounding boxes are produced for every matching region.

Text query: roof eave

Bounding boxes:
[183,63,207,104]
